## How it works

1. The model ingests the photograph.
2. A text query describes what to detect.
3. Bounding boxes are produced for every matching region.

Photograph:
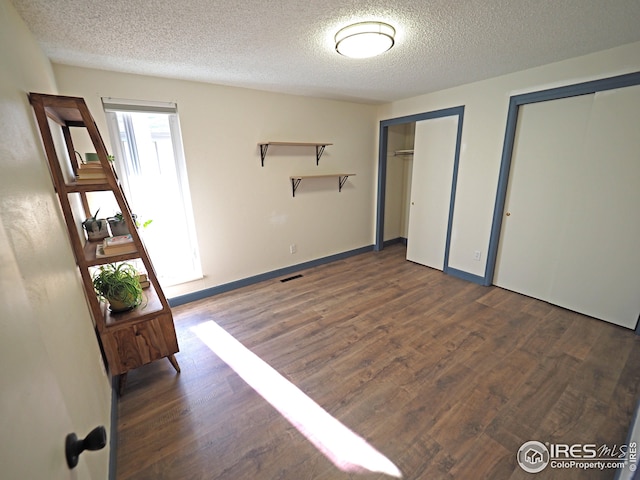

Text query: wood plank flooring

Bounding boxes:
[116,244,640,479]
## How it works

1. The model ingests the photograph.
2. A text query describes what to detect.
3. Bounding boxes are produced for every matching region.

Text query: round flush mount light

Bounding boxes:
[335,21,396,59]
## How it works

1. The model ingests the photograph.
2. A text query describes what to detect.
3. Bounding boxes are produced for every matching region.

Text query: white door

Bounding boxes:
[406,115,458,270]
[0,224,92,479]
[494,94,593,300]
[494,85,640,328]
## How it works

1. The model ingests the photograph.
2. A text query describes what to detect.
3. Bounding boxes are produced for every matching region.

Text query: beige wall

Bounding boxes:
[383,123,413,241]
[53,41,640,296]
[0,0,112,478]
[52,65,378,297]
[379,41,640,278]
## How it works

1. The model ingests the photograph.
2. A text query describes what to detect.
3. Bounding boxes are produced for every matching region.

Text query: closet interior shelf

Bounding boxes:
[393,149,414,156]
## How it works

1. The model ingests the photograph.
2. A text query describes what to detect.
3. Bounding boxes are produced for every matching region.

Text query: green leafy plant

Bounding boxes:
[92,263,143,312]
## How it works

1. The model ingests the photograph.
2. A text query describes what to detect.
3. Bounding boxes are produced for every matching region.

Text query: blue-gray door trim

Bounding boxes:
[485,71,640,287]
[375,106,465,277]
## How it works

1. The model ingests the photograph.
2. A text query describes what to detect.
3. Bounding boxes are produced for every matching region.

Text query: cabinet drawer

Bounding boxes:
[101,314,179,375]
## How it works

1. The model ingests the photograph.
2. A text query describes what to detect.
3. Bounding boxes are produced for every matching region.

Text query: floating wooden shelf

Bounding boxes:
[289,173,355,197]
[258,141,332,166]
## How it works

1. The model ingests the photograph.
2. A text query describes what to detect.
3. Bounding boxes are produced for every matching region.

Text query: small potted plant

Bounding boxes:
[107,212,152,236]
[92,263,143,312]
[82,208,109,241]
[82,152,115,163]
[107,212,135,236]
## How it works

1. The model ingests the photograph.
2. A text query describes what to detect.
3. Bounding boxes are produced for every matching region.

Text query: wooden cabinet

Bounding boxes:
[104,313,178,375]
[29,93,179,390]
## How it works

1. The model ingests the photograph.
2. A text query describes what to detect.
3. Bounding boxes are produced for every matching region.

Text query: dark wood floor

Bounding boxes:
[116,244,640,479]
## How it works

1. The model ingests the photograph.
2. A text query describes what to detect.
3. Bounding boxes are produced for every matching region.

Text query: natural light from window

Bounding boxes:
[192,320,402,477]
[104,99,202,287]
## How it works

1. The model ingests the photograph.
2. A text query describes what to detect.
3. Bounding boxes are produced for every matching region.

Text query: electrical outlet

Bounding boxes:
[473,250,481,261]
[290,244,297,254]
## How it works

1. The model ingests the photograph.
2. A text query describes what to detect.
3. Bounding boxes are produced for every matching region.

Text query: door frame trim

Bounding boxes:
[485,71,640,288]
[375,106,465,276]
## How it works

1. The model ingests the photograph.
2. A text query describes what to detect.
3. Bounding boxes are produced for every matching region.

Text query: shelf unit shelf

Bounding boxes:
[29,92,180,390]
[258,141,332,166]
[82,240,141,267]
[102,283,165,328]
[289,173,356,197]
[65,180,114,192]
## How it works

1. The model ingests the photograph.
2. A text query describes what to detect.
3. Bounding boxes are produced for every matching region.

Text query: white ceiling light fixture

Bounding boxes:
[335,21,396,59]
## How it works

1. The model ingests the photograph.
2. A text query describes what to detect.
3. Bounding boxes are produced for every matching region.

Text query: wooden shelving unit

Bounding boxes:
[258,141,332,166]
[29,93,180,392]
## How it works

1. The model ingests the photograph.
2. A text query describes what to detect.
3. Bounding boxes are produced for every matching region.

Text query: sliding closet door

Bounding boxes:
[495,85,640,328]
[494,95,593,300]
[406,115,458,270]
[550,85,640,328]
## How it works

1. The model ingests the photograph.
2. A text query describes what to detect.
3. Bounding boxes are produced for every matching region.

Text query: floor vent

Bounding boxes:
[280,274,303,283]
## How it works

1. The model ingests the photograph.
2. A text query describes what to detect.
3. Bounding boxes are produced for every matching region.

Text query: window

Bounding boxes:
[103,98,202,287]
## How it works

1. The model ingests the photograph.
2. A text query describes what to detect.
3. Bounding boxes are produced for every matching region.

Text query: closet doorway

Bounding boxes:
[487,72,640,329]
[376,107,464,273]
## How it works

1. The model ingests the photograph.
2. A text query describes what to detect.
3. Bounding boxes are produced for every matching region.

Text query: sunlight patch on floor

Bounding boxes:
[192,320,402,478]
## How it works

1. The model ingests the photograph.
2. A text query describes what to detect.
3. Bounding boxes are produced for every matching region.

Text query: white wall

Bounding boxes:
[52,65,378,297]
[0,1,112,478]
[378,41,640,278]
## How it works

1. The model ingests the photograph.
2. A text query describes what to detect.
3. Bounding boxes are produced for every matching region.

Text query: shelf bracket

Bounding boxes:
[259,142,331,166]
[291,177,302,197]
[315,145,326,166]
[338,175,349,192]
[259,144,269,167]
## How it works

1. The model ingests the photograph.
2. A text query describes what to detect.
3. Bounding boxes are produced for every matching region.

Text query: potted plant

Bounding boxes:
[82,208,109,241]
[82,152,115,163]
[107,212,135,236]
[92,263,143,312]
[107,212,152,236]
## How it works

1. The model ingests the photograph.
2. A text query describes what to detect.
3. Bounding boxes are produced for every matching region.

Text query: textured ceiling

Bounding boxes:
[11,0,640,104]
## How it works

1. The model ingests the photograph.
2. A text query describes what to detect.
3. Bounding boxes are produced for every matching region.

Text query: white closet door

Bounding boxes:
[494,95,594,299]
[550,85,640,328]
[406,115,458,270]
[495,85,640,328]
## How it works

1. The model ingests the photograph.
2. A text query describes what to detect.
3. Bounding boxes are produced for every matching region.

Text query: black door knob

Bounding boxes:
[65,426,107,469]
